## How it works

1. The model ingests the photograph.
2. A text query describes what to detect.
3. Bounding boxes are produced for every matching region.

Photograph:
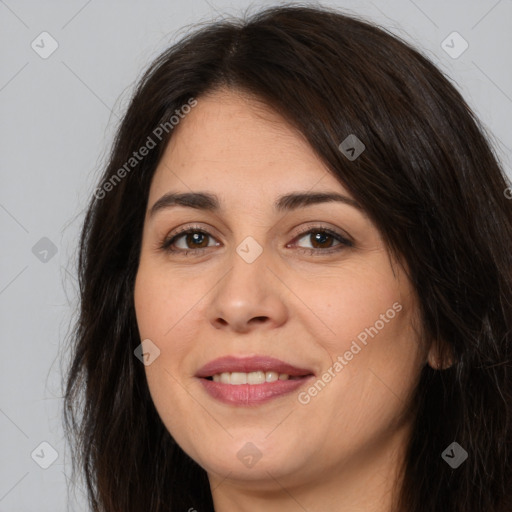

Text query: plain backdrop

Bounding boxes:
[1,0,511,510]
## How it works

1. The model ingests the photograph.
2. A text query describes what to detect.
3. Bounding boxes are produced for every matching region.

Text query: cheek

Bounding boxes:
[133,261,215,408]
[307,270,423,429]
[134,262,206,341]
[134,266,207,454]
[302,264,404,355]
[300,262,423,412]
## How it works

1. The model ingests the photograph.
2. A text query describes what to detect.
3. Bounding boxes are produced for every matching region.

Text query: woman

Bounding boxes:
[63,4,512,511]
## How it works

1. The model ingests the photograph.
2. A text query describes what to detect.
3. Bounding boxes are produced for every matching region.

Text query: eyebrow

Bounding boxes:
[148,191,362,218]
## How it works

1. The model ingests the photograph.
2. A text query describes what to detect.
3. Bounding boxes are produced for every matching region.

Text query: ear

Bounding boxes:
[427,341,455,370]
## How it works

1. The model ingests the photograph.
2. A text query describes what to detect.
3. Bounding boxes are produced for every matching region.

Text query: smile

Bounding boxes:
[195,355,315,405]
[208,371,303,384]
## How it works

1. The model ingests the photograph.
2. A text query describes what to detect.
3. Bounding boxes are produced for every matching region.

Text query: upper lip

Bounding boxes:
[195,355,315,378]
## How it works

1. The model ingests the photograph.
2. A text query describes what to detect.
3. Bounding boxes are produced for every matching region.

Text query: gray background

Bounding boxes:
[1,0,511,510]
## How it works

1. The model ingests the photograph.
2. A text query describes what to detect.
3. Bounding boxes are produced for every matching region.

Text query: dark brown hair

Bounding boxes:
[63,3,512,511]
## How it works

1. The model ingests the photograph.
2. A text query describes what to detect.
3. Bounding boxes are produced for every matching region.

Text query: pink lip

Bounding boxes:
[199,377,314,406]
[195,355,315,406]
[195,355,314,378]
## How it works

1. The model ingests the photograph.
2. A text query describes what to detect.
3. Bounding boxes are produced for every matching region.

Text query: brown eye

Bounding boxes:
[303,231,338,249]
[161,228,220,253]
[182,232,210,249]
[293,228,352,254]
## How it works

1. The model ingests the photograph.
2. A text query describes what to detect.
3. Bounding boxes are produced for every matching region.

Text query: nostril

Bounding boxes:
[251,316,268,324]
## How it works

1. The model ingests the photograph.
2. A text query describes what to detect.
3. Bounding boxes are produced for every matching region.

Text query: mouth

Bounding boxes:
[195,355,315,405]
[205,371,306,383]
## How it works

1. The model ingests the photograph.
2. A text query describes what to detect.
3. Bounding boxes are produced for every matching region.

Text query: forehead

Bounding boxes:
[148,88,350,203]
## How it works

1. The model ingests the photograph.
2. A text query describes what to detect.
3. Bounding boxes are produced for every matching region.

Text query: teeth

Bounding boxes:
[248,371,265,384]
[210,371,297,384]
[230,372,247,385]
[266,371,279,383]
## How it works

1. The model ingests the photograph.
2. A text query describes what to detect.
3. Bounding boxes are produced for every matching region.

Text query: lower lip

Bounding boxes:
[198,376,314,406]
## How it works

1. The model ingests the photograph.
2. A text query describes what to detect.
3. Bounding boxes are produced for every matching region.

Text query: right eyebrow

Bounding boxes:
[149,192,219,218]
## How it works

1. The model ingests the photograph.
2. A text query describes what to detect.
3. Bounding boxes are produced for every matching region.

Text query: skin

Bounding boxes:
[134,87,436,512]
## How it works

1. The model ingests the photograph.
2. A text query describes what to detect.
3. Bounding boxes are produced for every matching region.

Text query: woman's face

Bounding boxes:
[134,88,428,494]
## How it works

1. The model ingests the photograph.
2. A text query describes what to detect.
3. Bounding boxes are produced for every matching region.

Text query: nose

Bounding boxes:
[206,246,288,334]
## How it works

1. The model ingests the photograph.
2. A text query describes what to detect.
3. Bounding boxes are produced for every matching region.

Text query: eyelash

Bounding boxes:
[159,224,353,257]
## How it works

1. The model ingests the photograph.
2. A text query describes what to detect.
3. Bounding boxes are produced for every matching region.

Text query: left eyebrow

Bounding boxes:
[148,191,362,218]
[275,191,362,212]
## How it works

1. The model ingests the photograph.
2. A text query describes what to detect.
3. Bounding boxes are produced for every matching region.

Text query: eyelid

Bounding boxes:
[159,224,219,251]
[159,222,354,255]
[289,222,354,246]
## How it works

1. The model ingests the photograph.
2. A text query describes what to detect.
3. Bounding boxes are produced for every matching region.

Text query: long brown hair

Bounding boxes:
[63,4,512,511]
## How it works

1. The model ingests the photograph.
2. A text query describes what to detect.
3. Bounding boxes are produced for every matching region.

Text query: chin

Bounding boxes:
[193,435,308,482]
